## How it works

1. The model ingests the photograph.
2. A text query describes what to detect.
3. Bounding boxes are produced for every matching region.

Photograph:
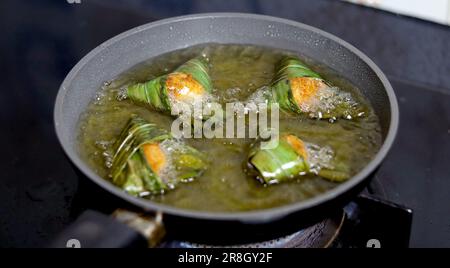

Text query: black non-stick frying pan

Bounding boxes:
[52,13,398,248]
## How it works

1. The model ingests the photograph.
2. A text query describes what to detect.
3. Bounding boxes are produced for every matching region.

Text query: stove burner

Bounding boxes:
[161,211,345,248]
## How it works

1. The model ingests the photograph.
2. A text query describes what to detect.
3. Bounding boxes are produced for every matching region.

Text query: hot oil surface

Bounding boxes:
[78,44,382,212]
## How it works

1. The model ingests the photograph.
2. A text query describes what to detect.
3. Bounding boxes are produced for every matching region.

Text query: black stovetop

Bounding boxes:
[0,0,449,247]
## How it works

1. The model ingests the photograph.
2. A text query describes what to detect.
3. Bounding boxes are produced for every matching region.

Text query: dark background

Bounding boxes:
[0,0,449,247]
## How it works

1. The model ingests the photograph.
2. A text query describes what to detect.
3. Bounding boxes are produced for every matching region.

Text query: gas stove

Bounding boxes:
[160,195,412,248]
[162,212,345,248]
[156,170,412,248]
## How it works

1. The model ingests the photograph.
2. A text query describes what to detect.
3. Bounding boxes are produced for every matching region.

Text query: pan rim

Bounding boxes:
[54,12,399,223]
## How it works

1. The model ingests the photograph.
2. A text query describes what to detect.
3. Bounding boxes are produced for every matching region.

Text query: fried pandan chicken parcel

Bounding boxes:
[247,134,350,184]
[125,57,213,114]
[110,116,208,196]
[266,56,365,120]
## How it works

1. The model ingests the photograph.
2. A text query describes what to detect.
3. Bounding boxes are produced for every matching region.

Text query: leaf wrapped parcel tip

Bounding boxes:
[110,116,208,196]
[269,56,365,119]
[125,57,213,113]
[247,133,349,184]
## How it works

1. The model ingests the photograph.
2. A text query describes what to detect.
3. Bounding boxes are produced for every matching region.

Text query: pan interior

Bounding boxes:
[77,43,382,212]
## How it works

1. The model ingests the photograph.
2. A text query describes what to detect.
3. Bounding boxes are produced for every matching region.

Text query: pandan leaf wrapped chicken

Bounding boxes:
[110,116,208,196]
[125,57,213,114]
[247,134,350,184]
[267,56,365,120]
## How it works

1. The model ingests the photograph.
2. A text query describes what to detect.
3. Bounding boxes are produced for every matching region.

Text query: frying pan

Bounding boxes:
[52,13,398,247]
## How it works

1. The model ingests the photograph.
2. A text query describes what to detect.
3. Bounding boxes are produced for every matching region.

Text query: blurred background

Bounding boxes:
[0,0,449,248]
[345,0,450,25]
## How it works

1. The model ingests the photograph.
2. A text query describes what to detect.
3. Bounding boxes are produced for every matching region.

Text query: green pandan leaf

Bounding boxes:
[248,134,350,184]
[248,138,308,184]
[272,56,322,84]
[127,77,171,112]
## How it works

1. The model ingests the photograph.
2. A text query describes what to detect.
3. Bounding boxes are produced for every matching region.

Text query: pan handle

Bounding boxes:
[49,210,165,248]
